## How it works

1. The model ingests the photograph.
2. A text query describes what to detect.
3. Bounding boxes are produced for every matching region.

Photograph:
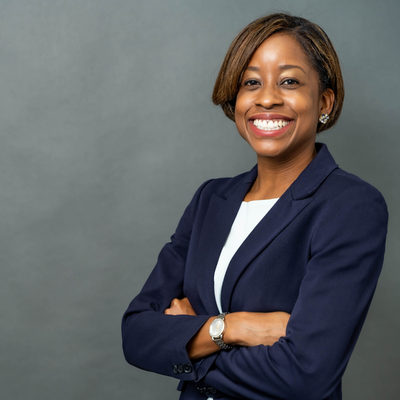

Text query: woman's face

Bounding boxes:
[235,33,332,163]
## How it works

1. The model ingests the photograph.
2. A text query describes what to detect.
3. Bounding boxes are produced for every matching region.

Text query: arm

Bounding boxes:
[165,298,290,359]
[195,186,388,400]
[164,298,222,358]
[122,176,289,378]
[121,181,214,380]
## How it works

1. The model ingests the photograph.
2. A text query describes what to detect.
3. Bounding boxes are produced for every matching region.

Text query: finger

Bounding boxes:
[170,298,180,307]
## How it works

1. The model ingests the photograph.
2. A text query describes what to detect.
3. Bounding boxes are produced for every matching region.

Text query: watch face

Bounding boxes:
[209,318,224,337]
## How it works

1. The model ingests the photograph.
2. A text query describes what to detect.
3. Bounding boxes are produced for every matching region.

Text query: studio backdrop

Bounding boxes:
[0,1,399,399]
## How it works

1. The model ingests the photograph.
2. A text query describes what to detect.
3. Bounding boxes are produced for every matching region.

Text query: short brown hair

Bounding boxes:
[212,13,344,133]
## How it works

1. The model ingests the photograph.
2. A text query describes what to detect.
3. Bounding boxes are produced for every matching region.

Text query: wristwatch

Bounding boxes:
[209,312,233,350]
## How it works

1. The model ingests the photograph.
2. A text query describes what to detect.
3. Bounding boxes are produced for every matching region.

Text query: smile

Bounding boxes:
[252,119,291,131]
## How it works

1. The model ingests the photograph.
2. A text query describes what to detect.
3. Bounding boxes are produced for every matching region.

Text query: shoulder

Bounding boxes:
[325,167,386,205]
[195,167,256,198]
[311,143,386,205]
[180,168,255,223]
[314,167,388,232]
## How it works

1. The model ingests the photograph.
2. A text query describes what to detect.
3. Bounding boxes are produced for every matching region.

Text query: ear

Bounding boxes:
[319,88,335,116]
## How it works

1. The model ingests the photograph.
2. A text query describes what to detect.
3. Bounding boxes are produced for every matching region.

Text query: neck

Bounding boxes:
[244,144,317,201]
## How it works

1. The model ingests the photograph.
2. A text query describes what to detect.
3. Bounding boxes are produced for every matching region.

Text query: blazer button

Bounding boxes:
[207,387,217,395]
[172,364,179,374]
[196,385,206,393]
[183,364,192,373]
[196,385,217,396]
[176,364,184,374]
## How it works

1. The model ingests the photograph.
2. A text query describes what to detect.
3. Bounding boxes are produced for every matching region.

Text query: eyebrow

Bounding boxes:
[279,64,306,74]
[246,66,261,72]
[246,64,306,74]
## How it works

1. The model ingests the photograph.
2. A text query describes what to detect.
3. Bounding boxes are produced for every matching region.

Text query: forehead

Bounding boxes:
[247,33,311,71]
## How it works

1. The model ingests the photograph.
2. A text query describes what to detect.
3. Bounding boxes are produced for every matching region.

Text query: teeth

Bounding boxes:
[253,119,290,131]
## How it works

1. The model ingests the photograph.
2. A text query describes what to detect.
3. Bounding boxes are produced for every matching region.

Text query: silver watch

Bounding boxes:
[209,312,233,350]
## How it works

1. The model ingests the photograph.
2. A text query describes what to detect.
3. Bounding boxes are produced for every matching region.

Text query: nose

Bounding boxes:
[255,84,283,109]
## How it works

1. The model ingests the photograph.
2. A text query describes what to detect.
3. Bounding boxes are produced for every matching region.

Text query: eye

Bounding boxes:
[281,78,299,86]
[243,79,261,87]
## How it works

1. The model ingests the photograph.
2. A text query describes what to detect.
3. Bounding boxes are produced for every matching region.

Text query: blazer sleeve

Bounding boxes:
[195,184,388,400]
[121,180,213,381]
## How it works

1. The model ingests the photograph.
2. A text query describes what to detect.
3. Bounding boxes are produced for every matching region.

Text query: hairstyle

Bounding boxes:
[212,13,344,133]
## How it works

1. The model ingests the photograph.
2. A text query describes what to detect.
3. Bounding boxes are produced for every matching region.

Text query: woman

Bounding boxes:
[122,13,388,400]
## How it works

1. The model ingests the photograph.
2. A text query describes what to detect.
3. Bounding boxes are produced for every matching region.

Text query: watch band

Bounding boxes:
[211,313,233,350]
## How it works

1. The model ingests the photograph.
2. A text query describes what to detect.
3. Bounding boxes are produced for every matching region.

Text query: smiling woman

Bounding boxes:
[213,14,344,133]
[234,33,334,200]
[122,13,387,400]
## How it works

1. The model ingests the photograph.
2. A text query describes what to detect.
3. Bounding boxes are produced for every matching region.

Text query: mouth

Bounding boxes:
[248,115,294,137]
[251,118,292,131]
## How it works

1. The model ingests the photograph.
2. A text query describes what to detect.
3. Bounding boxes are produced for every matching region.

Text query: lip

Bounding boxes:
[248,113,294,138]
[250,113,292,121]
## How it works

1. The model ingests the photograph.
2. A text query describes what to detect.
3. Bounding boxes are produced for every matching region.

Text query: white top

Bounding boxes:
[207,198,278,400]
[213,198,279,313]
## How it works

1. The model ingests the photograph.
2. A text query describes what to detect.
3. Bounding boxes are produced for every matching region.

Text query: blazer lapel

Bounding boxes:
[220,191,312,312]
[220,143,338,312]
[196,169,256,315]
[196,143,338,315]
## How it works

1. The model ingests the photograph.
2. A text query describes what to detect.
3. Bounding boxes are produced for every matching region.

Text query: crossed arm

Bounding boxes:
[165,297,290,359]
[123,182,387,399]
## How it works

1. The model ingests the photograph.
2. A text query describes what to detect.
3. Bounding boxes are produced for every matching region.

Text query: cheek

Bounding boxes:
[234,119,250,144]
[234,94,245,116]
[287,93,318,119]
[234,96,248,135]
[235,88,254,113]
[235,118,247,141]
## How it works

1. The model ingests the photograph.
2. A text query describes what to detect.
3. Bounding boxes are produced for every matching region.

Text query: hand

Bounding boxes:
[186,310,290,359]
[164,297,197,316]
[224,311,290,347]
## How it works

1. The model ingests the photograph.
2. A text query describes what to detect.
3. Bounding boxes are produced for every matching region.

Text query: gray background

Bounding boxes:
[0,0,399,399]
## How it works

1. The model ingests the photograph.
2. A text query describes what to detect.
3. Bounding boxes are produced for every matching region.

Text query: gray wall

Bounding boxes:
[1,0,399,399]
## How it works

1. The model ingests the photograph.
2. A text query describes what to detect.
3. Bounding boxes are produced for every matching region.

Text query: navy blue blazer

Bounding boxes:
[122,143,388,400]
